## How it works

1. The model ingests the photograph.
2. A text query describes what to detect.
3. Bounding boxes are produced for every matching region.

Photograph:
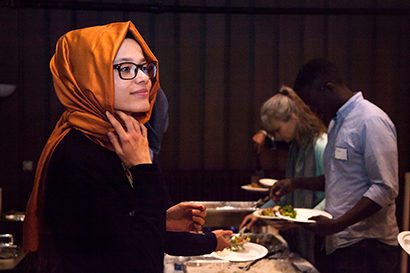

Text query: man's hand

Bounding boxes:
[212,230,233,251]
[303,216,342,236]
[303,197,382,236]
[269,178,295,204]
[166,202,206,232]
[269,220,298,231]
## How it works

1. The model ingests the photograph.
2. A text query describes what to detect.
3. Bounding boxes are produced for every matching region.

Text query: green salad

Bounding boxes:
[227,234,250,252]
[279,205,297,218]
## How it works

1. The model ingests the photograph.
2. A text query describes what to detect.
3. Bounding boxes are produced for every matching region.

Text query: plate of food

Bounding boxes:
[397,231,410,255]
[258,178,278,187]
[275,205,333,223]
[241,184,269,192]
[212,233,268,262]
[253,206,281,220]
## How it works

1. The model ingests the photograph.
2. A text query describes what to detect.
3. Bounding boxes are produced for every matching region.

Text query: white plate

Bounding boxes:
[258,178,278,187]
[253,208,281,220]
[241,184,269,192]
[212,242,268,262]
[398,231,410,255]
[276,208,333,223]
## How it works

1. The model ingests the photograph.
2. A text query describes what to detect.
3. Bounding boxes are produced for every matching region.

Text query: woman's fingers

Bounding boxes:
[116,111,139,134]
[107,131,123,154]
[115,110,148,139]
[192,215,205,227]
[106,111,126,138]
[105,110,151,167]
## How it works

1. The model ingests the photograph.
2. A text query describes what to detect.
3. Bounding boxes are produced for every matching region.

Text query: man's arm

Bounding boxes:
[307,196,381,235]
[270,175,325,203]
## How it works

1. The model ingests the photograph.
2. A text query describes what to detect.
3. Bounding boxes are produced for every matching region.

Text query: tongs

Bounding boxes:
[238,226,247,235]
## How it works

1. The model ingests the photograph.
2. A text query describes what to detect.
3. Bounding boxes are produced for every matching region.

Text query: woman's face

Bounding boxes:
[113,38,152,113]
[268,113,298,143]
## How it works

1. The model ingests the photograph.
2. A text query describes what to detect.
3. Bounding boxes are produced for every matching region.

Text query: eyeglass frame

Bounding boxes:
[113,62,157,80]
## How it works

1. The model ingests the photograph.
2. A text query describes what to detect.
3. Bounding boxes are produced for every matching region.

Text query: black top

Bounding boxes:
[40,130,216,273]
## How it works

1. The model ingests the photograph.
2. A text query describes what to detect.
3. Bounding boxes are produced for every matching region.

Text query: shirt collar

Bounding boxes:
[334,91,363,122]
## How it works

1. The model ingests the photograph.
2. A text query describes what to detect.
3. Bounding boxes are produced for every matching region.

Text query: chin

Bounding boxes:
[115,105,150,114]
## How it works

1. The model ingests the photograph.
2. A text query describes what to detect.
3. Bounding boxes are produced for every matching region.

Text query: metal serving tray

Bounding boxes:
[191,201,258,229]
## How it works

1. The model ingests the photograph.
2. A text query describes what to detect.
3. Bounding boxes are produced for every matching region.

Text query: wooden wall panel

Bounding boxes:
[203,11,226,169]
[397,16,410,158]
[278,14,303,88]
[303,14,326,63]
[327,15,351,87]
[18,10,50,208]
[254,13,278,123]
[373,16,399,119]
[350,15,374,98]
[0,9,20,210]
[178,13,202,169]
[228,12,252,169]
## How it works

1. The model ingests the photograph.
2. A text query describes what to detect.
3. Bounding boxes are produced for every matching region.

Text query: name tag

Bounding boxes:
[334,147,348,160]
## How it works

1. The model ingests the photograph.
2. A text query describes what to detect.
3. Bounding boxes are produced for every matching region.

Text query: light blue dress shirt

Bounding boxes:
[324,92,399,254]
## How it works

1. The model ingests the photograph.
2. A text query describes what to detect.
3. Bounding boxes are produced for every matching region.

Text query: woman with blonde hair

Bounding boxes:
[241,85,327,264]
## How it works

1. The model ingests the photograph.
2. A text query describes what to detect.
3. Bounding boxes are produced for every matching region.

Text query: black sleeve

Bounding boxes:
[43,131,168,273]
[164,232,217,256]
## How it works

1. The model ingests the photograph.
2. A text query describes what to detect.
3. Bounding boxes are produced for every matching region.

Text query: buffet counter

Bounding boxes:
[165,233,319,273]
[167,201,320,273]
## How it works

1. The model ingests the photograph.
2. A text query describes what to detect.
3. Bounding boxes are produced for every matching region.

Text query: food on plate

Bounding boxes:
[258,205,280,217]
[226,233,250,252]
[279,205,297,218]
[250,182,259,188]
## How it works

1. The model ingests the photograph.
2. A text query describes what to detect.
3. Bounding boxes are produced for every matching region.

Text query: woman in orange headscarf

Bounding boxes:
[23,21,230,273]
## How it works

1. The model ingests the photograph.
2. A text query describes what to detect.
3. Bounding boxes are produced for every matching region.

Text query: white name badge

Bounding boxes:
[334,147,348,160]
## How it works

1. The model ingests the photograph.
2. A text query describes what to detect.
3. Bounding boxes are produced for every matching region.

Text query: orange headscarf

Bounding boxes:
[23,21,160,252]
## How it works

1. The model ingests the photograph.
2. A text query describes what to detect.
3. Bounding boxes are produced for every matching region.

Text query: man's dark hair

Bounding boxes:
[293,58,344,103]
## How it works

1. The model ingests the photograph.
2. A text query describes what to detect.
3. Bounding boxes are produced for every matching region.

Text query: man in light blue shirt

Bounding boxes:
[271,59,400,273]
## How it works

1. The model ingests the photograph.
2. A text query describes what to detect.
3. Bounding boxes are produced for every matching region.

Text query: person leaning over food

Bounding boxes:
[22,21,231,273]
[240,85,327,264]
[271,58,400,273]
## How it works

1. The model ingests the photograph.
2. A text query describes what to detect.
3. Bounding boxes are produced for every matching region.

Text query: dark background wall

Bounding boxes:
[0,0,409,229]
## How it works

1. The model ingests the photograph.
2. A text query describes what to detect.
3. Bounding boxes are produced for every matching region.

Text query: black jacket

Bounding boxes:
[40,130,215,273]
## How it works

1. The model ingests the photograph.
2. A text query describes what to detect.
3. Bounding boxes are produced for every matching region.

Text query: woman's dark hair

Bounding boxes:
[125,32,137,41]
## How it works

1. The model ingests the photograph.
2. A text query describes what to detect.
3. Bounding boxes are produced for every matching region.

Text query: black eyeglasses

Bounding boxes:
[113,62,157,80]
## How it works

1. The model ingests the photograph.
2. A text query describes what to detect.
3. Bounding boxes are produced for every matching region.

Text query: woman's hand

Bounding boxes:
[106,111,151,168]
[212,230,233,251]
[166,202,207,232]
[239,214,258,231]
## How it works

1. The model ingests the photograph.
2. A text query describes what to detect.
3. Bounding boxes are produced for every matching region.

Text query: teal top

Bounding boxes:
[262,133,327,209]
